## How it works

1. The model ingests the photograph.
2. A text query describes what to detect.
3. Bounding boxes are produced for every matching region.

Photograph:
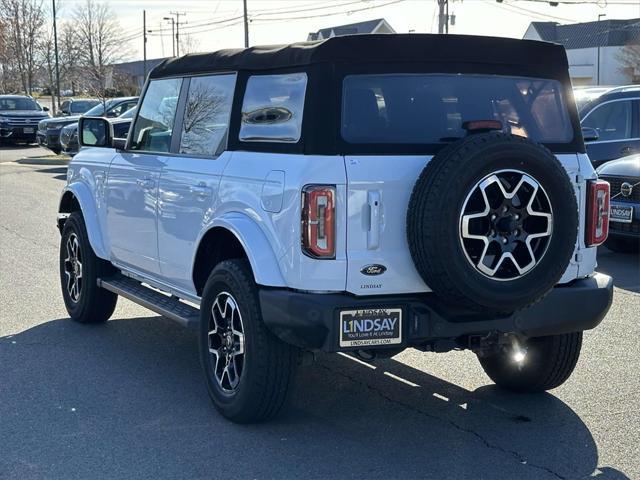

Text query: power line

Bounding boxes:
[488,1,579,22]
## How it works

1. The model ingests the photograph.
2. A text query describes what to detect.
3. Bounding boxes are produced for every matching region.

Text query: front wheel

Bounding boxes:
[478,332,582,393]
[59,212,117,323]
[199,259,298,423]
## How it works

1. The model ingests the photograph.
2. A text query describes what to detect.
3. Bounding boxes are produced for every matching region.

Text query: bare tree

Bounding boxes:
[179,34,201,55]
[617,40,640,84]
[73,0,129,101]
[0,0,46,94]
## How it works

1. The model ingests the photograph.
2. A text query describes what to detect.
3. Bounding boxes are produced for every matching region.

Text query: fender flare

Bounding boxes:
[195,213,287,287]
[59,183,109,260]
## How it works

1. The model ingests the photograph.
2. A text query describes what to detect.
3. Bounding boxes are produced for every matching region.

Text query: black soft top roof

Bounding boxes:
[149,33,569,78]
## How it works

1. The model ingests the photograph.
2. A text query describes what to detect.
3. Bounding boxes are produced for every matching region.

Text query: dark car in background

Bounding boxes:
[597,154,640,253]
[57,98,100,117]
[37,96,138,154]
[578,85,640,168]
[0,95,50,145]
[60,106,136,156]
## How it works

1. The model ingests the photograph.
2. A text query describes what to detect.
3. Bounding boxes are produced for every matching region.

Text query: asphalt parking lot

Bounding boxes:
[1,144,639,479]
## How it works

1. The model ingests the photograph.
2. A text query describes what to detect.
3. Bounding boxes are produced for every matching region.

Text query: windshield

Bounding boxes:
[342,74,573,145]
[0,97,42,111]
[70,100,99,113]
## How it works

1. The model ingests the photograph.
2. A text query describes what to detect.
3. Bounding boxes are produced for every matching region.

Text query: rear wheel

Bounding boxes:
[59,212,117,323]
[478,332,582,392]
[199,259,298,423]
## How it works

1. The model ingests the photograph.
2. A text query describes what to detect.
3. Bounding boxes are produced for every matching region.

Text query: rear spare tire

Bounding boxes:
[407,133,578,314]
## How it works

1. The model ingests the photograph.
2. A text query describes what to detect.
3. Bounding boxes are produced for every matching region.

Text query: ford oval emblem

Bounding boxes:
[361,264,387,276]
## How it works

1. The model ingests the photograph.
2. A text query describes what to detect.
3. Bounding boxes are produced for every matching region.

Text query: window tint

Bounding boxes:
[130,79,182,153]
[341,74,573,144]
[179,74,236,156]
[240,73,307,143]
[582,100,632,142]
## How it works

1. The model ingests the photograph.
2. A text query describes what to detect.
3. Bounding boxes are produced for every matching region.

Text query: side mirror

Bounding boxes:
[79,117,112,148]
[42,106,49,112]
[61,110,70,116]
[582,127,599,143]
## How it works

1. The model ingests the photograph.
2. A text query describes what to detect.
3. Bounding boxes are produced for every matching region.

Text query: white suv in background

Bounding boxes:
[58,34,613,423]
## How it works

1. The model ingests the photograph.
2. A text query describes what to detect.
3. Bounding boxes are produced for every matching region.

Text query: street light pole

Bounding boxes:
[164,17,175,56]
[596,14,606,86]
[52,0,61,111]
[243,0,249,47]
[143,10,147,82]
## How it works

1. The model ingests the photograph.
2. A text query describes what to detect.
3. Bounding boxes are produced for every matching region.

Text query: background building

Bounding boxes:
[307,18,394,41]
[524,19,640,86]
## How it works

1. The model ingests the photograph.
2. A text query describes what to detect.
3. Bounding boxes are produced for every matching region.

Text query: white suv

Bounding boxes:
[58,34,614,423]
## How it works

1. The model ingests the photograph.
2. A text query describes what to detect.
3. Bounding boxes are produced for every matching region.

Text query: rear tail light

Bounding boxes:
[302,185,336,259]
[586,180,610,247]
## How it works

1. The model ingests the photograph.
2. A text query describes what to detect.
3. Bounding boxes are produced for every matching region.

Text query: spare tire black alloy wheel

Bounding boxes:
[460,169,553,281]
[407,133,578,314]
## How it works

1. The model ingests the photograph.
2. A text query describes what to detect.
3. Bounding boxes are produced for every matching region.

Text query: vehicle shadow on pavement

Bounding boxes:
[0,316,631,480]
[597,247,640,293]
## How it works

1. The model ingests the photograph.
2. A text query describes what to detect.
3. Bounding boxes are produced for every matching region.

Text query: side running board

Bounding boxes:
[97,274,200,329]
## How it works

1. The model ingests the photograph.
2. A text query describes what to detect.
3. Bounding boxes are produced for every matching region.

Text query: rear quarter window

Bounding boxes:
[239,73,307,143]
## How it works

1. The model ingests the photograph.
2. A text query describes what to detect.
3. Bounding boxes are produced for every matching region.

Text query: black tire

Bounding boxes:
[199,259,298,423]
[59,211,117,323]
[604,237,639,254]
[478,332,582,393]
[407,133,578,314]
[50,147,61,155]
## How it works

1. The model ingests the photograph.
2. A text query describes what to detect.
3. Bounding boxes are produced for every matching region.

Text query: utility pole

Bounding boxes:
[243,0,249,47]
[437,0,449,34]
[596,13,606,86]
[52,0,61,112]
[143,10,147,81]
[170,11,186,56]
[164,17,175,56]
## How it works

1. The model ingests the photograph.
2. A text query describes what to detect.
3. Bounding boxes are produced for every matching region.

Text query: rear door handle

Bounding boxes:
[620,146,633,156]
[189,184,212,199]
[136,177,155,190]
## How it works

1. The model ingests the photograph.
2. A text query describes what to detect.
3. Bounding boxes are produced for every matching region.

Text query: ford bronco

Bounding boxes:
[58,34,614,423]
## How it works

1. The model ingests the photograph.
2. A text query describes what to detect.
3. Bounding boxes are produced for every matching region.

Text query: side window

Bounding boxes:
[179,74,236,157]
[60,100,70,113]
[582,100,632,142]
[113,121,131,139]
[239,72,307,143]
[129,78,182,153]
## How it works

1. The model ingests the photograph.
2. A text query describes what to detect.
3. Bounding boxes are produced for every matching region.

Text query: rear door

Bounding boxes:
[157,73,236,293]
[341,72,583,296]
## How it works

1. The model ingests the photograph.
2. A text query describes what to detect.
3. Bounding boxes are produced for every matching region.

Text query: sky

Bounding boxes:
[56,0,640,62]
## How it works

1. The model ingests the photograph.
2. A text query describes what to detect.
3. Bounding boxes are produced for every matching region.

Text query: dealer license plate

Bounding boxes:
[610,204,633,223]
[339,308,402,348]
[23,127,34,134]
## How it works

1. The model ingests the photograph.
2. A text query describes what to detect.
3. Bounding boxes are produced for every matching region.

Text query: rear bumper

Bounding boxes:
[259,273,613,352]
